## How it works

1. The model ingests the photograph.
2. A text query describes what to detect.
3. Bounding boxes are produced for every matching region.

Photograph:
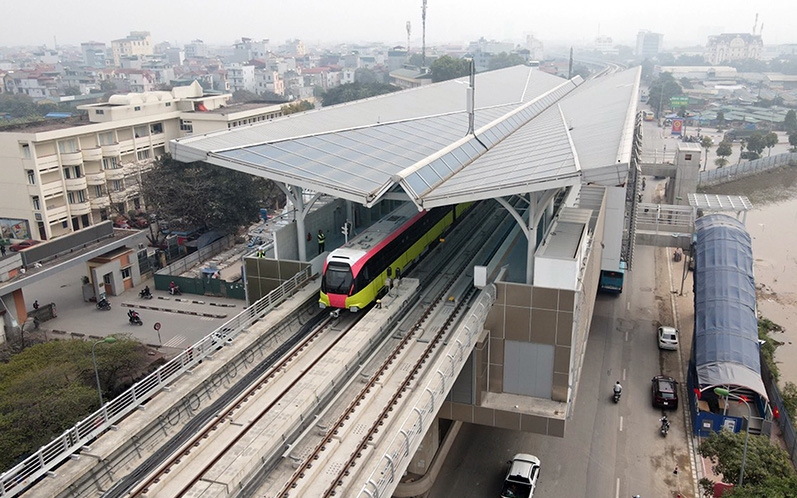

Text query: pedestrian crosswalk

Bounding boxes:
[162,335,187,348]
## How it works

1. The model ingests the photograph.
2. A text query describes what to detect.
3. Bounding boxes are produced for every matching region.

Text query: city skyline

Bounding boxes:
[1,0,795,51]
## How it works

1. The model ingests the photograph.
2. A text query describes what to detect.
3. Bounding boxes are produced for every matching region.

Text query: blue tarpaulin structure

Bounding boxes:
[693,214,767,400]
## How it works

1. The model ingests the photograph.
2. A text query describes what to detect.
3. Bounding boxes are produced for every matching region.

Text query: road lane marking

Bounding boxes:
[623,369,626,381]
[619,416,623,432]
[627,301,631,311]
[625,330,629,341]
[615,477,620,498]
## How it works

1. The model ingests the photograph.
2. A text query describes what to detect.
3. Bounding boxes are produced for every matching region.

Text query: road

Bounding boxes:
[428,243,692,498]
[23,263,241,350]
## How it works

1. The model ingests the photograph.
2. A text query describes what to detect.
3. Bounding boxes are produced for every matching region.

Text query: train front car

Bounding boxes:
[319,248,368,311]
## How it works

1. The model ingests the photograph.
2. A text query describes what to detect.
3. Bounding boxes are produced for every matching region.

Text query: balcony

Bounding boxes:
[36,154,60,172]
[110,189,128,203]
[118,139,135,154]
[60,150,83,166]
[69,201,91,216]
[65,177,87,191]
[101,143,121,157]
[41,180,64,198]
[82,147,102,162]
[45,204,68,220]
[90,196,111,209]
[86,173,106,185]
[105,168,125,181]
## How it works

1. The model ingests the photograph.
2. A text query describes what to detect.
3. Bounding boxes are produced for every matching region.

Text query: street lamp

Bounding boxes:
[92,336,118,408]
[714,387,752,487]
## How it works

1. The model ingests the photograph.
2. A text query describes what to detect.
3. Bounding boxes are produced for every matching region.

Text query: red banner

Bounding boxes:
[671,118,684,135]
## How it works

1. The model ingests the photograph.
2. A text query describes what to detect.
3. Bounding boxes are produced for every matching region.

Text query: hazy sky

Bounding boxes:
[2,0,794,50]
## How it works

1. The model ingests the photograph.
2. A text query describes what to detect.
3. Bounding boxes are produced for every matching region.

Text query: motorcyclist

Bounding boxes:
[169,281,180,295]
[614,381,623,395]
[98,297,110,308]
[142,285,151,297]
[660,415,670,428]
[127,309,138,320]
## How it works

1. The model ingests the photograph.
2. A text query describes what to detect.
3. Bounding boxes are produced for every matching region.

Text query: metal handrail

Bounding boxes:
[0,267,311,497]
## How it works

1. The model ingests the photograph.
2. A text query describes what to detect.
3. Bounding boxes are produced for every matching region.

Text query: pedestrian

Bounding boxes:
[0,243,5,257]
[317,229,326,253]
[256,247,265,258]
[33,300,39,310]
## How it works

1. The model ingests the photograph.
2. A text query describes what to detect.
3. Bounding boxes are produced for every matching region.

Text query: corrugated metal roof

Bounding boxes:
[172,65,642,208]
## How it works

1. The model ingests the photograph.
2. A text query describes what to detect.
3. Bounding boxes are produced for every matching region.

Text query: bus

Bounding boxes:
[599,261,626,293]
[642,110,654,121]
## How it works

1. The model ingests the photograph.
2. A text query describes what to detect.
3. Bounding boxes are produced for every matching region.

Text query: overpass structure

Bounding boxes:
[3,64,719,498]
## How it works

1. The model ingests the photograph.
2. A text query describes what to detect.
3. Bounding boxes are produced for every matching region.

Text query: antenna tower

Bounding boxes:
[421,0,428,67]
[406,21,411,63]
[752,13,758,35]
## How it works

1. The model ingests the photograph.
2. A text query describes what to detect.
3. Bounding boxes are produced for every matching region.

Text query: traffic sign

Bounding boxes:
[154,322,161,331]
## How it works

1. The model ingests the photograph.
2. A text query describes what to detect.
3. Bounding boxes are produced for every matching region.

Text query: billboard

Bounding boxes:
[0,218,32,240]
[671,118,684,136]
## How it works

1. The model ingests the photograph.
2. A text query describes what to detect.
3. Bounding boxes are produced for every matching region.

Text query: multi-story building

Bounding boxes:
[0,81,283,241]
[184,40,208,59]
[254,69,284,96]
[111,31,153,66]
[232,38,271,63]
[3,69,61,100]
[706,33,763,64]
[81,42,107,68]
[225,64,256,93]
[636,30,663,58]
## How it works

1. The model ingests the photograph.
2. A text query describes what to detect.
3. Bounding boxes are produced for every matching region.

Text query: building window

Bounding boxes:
[21,143,31,159]
[81,214,90,226]
[99,131,114,145]
[96,109,104,115]
[165,102,171,107]
[112,180,123,191]
[150,123,163,134]
[685,154,692,160]
[68,191,75,203]
[121,267,132,279]
[73,165,82,178]
[99,208,108,221]
[102,157,118,169]
[134,125,147,138]
[62,221,69,229]
[58,139,78,153]
[77,190,86,202]
[179,120,193,132]
[32,196,40,210]
[134,106,141,111]
[133,197,141,209]
[136,149,150,161]
[94,185,103,197]
[27,170,35,184]
[63,167,72,179]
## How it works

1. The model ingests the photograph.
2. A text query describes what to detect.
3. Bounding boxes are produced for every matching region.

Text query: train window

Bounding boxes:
[323,262,353,294]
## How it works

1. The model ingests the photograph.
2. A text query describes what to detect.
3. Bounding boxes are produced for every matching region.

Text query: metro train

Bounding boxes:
[319,202,470,312]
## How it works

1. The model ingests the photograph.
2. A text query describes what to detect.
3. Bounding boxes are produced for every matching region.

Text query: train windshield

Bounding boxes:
[323,262,354,294]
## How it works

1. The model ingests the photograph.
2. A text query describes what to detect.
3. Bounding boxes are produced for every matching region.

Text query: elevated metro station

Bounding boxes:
[172,64,643,440]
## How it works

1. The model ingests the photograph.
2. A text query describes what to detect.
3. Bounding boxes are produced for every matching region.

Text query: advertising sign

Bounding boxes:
[671,118,684,136]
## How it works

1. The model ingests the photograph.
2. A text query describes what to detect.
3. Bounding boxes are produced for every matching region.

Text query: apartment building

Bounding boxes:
[706,33,764,65]
[111,31,153,66]
[0,81,283,242]
[225,64,256,93]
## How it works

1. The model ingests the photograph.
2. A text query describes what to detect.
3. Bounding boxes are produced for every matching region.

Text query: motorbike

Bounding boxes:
[128,312,143,326]
[97,299,111,311]
[139,289,153,299]
[613,390,621,403]
[169,286,182,296]
[660,416,670,437]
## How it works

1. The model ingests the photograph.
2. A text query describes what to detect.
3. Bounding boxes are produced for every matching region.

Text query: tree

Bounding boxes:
[746,133,766,156]
[789,131,797,151]
[430,55,471,82]
[699,430,797,495]
[63,86,81,96]
[647,73,683,119]
[354,67,378,84]
[700,136,714,171]
[0,337,151,470]
[716,110,726,130]
[764,132,779,157]
[784,110,797,133]
[487,52,526,71]
[140,154,282,235]
[281,100,314,115]
[320,82,400,106]
[715,140,733,167]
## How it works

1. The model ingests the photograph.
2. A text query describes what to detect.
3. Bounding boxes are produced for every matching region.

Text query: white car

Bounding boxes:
[658,326,679,350]
[501,453,540,498]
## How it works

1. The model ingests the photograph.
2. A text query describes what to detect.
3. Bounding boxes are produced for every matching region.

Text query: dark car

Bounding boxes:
[652,375,679,410]
[9,239,41,252]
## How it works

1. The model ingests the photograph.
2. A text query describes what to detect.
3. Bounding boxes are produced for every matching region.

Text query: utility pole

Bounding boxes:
[406,21,411,64]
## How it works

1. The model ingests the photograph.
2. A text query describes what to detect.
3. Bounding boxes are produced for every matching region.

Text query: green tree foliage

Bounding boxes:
[782,382,797,420]
[699,430,797,496]
[571,63,591,80]
[715,140,733,167]
[141,154,282,235]
[0,94,45,118]
[674,54,707,65]
[759,317,783,380]
[647,73,683,119]
[764,132,779,156]
[281,100,314,115]
[430,55,471,83]
[354,67,378,84]
[680,77,694,90]
[487,52,526,71]
[716,110,726,130]
[0,337,149,470]
[789,131,797,151]
[408,53,425,67]
[320,82,400,106]
[746,132,766,156]
[784,110,797,133]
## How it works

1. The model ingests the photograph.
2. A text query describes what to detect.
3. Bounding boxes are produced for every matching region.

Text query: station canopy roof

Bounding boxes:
[172,65,641,209]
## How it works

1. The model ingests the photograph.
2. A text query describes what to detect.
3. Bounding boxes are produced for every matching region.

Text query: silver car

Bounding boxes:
[658,326,679,350]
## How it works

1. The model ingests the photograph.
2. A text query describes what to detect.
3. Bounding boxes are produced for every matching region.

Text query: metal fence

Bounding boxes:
[760,358,797,469]
[698,152,797,187]
[0,266,312,497]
